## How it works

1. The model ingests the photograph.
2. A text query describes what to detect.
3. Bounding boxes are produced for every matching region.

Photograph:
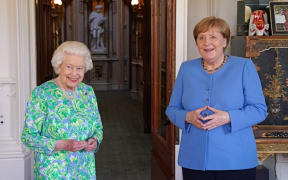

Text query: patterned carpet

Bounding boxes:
[94,91,151,180]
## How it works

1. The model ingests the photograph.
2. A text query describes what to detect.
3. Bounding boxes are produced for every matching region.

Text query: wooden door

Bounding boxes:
[36,0,67,85]
[143,0,152,133]
[36,0,54,85]
[151,0,176,179]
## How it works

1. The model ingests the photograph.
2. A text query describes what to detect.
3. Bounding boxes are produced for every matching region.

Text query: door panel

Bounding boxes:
[36,0,54,85]
[36,0,65,85]
[160,0,167,139]
[151,0,176,179]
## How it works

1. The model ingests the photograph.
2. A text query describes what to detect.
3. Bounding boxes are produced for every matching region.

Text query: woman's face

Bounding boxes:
[57,54,86,91]
[196,27,227,64]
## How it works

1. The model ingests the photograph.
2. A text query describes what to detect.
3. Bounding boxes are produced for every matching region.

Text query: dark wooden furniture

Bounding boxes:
[231,36,288,162]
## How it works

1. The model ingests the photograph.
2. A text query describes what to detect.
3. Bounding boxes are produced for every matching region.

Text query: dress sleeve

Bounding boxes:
[21,88,56,155]
[88,87,103,152]
[165,63,191,132]
[228,59,268,133]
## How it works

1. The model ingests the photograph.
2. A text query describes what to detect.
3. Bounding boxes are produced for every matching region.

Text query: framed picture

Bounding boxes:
[270,1,288,35]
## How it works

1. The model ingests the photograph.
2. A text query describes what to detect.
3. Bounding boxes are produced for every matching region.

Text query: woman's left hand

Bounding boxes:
[202,106,231,130]
[84,138,98,152]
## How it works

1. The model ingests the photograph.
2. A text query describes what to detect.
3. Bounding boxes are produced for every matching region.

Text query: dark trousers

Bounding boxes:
[182,167,256,180]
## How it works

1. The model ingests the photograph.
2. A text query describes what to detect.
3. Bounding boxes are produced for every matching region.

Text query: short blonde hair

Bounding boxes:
[51,41,93,74]
[193,16,231,49]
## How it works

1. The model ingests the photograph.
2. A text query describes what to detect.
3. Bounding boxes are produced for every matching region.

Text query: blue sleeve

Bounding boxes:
[228,59,268,133]
[165,63,191,132]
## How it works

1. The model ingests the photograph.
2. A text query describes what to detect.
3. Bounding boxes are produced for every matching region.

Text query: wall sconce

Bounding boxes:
[131,0,144,10]
[51,0,63,8]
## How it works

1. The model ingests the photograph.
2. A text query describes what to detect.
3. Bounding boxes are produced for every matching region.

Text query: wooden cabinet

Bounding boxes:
[231,36,288,162]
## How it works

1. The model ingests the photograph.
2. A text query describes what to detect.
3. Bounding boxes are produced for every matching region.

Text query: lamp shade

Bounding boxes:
[131,0,139,6]
[54,0,62,5]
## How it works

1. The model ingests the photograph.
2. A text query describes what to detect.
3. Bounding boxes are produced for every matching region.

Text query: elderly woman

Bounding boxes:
[21,41,103,179]
[166,16,267,180]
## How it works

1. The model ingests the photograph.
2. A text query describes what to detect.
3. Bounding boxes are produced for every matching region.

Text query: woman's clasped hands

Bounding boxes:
[185,106,231,130]
[54,138,98,152]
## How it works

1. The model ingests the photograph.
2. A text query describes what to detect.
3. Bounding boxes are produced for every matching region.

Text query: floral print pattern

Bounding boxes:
[21,80,103,179]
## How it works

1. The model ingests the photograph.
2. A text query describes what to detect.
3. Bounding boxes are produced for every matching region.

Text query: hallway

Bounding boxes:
[94,91,151,180]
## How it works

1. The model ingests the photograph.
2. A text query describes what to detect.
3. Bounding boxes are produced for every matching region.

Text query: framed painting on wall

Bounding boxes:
[270,1,288,35]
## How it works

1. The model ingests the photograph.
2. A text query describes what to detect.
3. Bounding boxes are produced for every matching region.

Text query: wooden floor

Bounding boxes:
[94,91,151,180]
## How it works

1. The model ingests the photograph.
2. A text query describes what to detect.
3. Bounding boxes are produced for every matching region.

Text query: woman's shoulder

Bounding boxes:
[33,80,56,92]
[227,56,255,68]
[181,58,202,69]
[78,83,96,98]
[227,56,256,71]
[183,58,202,64]
[228,56,251,64]
[30,80,56,98]
[78,82,94,92]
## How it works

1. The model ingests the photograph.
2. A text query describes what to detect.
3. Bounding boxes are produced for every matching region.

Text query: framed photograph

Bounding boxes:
[270,1,288,35]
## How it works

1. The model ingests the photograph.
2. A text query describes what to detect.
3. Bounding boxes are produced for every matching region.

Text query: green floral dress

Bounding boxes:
[21,80,103,180]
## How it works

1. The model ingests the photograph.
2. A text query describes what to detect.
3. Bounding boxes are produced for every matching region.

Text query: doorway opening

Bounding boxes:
[35,0,152,179]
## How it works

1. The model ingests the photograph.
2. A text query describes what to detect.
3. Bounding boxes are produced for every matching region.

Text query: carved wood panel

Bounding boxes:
[231,36,288,162]
[231,36,288,125]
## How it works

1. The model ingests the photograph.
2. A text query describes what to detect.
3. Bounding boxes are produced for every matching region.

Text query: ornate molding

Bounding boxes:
[0,137,31,158]
[257,143,288,163]
[245,36,288,58]
[255,126,288,163]
[257,143,288,153]
[258,153,273,163]
[0,78,16,84]
[0,82,17,97]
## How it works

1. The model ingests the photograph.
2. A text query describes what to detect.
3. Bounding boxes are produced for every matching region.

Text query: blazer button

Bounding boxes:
[206,88,210,91]
[205,98,209,103]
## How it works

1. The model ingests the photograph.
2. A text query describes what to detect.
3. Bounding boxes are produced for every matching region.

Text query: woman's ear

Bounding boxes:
[56,65,61,74]
[223,38,227,48]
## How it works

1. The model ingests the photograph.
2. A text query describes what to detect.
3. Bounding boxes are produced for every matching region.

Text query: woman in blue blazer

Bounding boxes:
[166,16,267,180]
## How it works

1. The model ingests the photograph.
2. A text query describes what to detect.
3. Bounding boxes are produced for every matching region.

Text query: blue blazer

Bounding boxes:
[166,56,267,170]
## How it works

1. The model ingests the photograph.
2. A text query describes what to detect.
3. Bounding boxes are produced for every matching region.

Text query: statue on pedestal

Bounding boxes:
[89,4,106,53]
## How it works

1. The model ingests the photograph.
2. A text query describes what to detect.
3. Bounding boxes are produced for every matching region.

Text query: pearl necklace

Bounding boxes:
[202,55,228,73]
[64,90,76,100]
[54,79,76,100]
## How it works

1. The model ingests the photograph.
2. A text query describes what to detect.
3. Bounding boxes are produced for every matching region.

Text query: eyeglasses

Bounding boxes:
[64,65,85,73]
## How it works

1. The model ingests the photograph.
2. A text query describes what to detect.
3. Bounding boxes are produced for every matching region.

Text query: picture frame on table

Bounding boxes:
[269,1,288,35]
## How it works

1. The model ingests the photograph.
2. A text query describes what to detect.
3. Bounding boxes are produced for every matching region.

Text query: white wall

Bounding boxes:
[0,0,36,179]
[175,0,288,180]
[187,0,238,60]
[175,0,188,178]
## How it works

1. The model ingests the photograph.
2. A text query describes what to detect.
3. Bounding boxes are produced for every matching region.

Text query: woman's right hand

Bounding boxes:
[54,139,87,152]
[185,106,207,130]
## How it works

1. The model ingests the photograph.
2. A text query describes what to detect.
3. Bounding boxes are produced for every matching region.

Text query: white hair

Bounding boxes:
[51,41,93,74]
